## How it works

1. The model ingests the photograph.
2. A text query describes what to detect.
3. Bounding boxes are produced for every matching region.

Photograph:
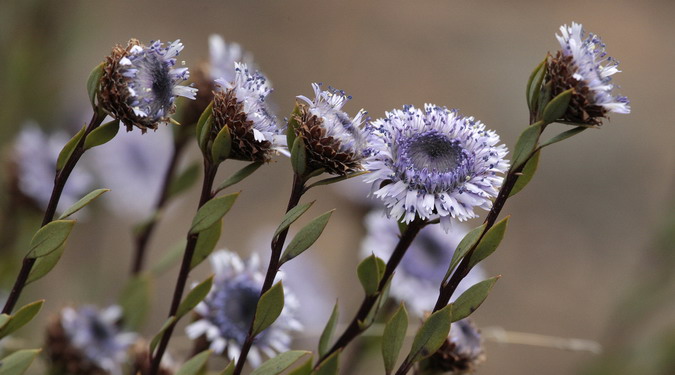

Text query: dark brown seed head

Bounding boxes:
[45,315,109,375]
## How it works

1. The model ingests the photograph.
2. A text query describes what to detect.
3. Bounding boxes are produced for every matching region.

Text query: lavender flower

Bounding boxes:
[294,83,369,175]
[211,63,285,162]
[11,122,93,212]
[362,210,485,317]
[365,105,509,230]
[46,305,136,375]
[186,250,301,367]
[99,39,197,132]
[424,319,485,374]
[548,22,630,125]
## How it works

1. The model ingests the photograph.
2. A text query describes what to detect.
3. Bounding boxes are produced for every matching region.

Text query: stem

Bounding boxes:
[149,161,217,375]
[232,173,305,375]
[315,220,425,368]
[2,112,104,314]
[130,139,187,275]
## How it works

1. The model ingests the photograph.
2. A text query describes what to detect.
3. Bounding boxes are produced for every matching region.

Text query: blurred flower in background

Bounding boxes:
[209,35,255,83]
[422,319,486,375]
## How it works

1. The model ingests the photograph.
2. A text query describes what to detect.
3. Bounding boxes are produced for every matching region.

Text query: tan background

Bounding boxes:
[1,1,674,374]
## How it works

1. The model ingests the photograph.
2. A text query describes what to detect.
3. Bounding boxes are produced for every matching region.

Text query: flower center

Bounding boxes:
[404,131,464,173]
[208,278,261,345]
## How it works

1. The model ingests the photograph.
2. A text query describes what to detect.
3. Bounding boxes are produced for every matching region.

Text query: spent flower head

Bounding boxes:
[186,250,301,367]
[362,210,485,317]
[365,105,509,230]
[99,39,197,132]
[547,22,630,125]
[46,305,136,375]
[211,63,285,162]
[294,83,369,175]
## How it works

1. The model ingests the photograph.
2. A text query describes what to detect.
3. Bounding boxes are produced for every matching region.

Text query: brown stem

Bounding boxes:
[2,112,104,314]
[315,220,426,368]
[130,139,187,275]
[232,173,305,375]
[149,161,217,375]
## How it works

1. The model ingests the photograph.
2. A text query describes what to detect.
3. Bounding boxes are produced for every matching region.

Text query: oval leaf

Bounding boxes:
[198,115,214,152]
[314,350,340,375]
[253,281,284,336]
[526,57,548,112]
[468,216,509,269]
[59,188,110,219]
[287,355,313,375]
[280,210,334,264]
[56,125,86,171]
[452,276,500,322]
[211,125,232,163]
[290,136,307,176]
[84,119,119,150]
[190,219,222,270]
[382,304,408,375]
[176,350,212,375]
[408,304,452,362]
[319,302,339,357]
[119,274,152,331]
[509,150,540,197]
[220,361,235,375]
[150,317,177,353]
[215,161,264,193]
[151,239,187,276]
[286,104,302,152]
[274,201,315,238]
[189,193,239,234]
[168,162,201,199]
[177,276,213,319]
[540,126,587,148]
[0,300,44,339]
[27,220,76,259]
[357,255,381,296]
[512,122,543,169]
[305,171,369,191]
[250,351,310,375]
[543,88,573,124]
[0,349,41,375]
[443,224,486,284]
[196,102,214,151]
[26,243,65,284]
[87,63,104,108]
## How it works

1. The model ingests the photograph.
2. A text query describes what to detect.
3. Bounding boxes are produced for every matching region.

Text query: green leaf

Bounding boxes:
[215,162,264,193]
[177,276,213,319]
[0,349,41,375]
[318,302,339,357]
[443,224,486,285]
[536,81,553,120]
[509,150,540,197]
[56,125,86,171]
[0,300,44,339]
[305,171,369,191]
[526,57,548,112]
[382,304,408,375]
[196,102,214,151]
[287,355,313,375]
[286,104,302,153]
[540,126,587,148]
[408,304,452,362]
[359,278,391,330]
[313,350,340,375]
[190,219,222,270]
[119,273,152,330]
[452,276,500,322]
[59,188,110,219]
[468,216,509,269]
[176,350,212,375]
[280,210,334,264]
[543,88,573,124]
[189,193,239,234]
[198,115,214,152]
[0,315,10,331]
[211,125,232,163]
[26,243,65,284]
[168,163,201,199]
[253,281,284,336]
[87,62,104,108]
[84,119,119,150]
[250,351,310,375]
[27,220,76,259]
[151,239,186,276]
[512,122,543,169]
[357,255,381,296]
[290,136,307,176]
[274,201,315,238]
[219,361,235,375]
[150,317,177,353]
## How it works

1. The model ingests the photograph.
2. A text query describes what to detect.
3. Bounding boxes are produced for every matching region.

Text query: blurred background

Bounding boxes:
[1,0,674,374]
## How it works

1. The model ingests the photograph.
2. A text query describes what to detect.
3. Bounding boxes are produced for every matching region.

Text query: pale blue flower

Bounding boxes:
[365,105,509,230]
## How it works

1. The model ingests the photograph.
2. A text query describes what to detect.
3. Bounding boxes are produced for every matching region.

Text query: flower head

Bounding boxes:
[11,122,93,212]
[211,63,285,162]
[548,22,630,125]
[99,39,197,132]
[362,210,486,317]
[186,250,301,367]
[365,105,509,230]
[46,305,136,375]
[294,83,369,175]
[423,319,485,374]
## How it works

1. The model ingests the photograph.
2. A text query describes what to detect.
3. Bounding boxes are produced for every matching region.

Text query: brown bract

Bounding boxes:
[547,51,607,126]
[45,315,109,375]
[294,104,362,175]
[212,88,272,162]
[423,337,486,375]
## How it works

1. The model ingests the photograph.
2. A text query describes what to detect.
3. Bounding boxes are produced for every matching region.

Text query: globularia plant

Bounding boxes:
[0,21,629,375]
